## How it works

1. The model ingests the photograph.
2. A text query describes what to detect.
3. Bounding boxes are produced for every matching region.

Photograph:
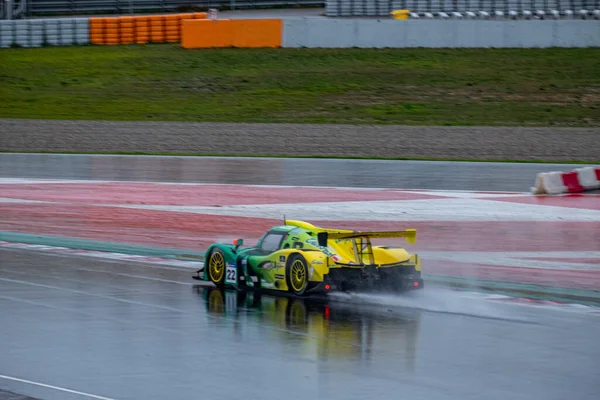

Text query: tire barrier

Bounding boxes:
[0,18,88,48]
[89,12,206,46]
[532,167,600,195]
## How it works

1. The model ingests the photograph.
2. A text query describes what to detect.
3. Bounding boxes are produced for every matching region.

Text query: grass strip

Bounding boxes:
[1,45,598,126]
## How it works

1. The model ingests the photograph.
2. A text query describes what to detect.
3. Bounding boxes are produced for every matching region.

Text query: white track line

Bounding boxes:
[0,277,184,313]
[0,177,527,194]
[0,374,116,400]
[0,294,185,335]
[75,267,194,285]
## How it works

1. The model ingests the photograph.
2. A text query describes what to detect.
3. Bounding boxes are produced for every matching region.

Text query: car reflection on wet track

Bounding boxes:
[2,250,600,400]
[196,286,420,364]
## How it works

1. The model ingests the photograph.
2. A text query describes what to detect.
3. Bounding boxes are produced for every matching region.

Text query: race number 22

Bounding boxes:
[226,265,237,282]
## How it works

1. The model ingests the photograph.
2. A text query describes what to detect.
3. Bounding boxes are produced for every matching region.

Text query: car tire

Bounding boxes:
[286,253,309,296]
[207,248,226,287]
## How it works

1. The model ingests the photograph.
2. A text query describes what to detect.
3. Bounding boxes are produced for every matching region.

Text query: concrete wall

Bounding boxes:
[282,19,600,48]
[0,18,89,48]
[1,17,598,49]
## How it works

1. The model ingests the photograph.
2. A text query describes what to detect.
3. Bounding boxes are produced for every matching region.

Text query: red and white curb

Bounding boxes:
[421,251,600,271]
[2,178,598,223]
[532,166,600,195]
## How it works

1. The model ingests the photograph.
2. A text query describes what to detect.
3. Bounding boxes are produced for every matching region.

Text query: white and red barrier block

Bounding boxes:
[532,166,600,195]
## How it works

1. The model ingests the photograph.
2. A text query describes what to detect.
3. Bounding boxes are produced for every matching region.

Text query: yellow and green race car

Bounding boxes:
[192,220,423,296]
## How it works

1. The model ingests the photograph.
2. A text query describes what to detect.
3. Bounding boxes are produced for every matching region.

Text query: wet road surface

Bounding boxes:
[1,249,599,400]
[1,153,596,192]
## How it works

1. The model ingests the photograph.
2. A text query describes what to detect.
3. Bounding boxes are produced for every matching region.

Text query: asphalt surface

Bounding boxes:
[1,154,599,400]
[1,249,599,400]
[1,119,599,162]
[1,153,598,192]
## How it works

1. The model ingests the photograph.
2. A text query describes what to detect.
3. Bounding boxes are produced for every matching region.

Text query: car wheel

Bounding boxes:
[207,248,226,287]
[286,254,309,296]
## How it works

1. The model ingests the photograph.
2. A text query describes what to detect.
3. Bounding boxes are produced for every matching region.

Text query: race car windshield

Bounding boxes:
[260,232,285,253]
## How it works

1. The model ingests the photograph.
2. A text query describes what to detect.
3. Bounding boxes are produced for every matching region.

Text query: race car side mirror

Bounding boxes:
[317,232,328,247]
[233,238,243,249]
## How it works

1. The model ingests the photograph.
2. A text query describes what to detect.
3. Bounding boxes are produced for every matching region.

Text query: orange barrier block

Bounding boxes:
[181,19,282,49]
[178,13,194,30]
[232,19,282,48]
[192,12,207,19]
[182,19,233,48]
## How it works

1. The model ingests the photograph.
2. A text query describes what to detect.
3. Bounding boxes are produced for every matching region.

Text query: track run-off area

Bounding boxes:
[1,153,599,400]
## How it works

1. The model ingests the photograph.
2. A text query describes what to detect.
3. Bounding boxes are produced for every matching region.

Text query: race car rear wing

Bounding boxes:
[317,229,416,265]
[317,229,417,246]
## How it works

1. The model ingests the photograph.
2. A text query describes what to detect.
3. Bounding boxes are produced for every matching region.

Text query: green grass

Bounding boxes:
[1,45,599,126]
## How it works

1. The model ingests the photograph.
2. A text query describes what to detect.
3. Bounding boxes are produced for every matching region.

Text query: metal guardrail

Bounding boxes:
[325,0,600,16]
[20,0,323,16]
[2,0,599,18]
[2,0,27,19]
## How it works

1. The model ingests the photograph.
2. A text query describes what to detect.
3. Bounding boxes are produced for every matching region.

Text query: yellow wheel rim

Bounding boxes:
[208,252,225,283]
[290,260,307,292]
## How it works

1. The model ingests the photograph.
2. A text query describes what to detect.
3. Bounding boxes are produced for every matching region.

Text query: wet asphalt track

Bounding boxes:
[1,249,600,400]
[1,153,597,191]
[1,154,600,399]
